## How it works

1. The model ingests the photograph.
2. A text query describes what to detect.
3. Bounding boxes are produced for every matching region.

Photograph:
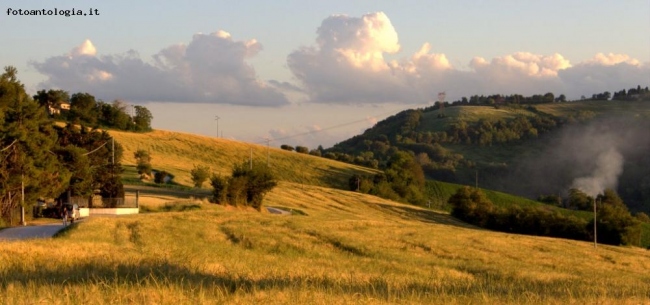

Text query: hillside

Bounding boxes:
[108,129,378,190]
[2,182,649,304]
[328,100,650,213]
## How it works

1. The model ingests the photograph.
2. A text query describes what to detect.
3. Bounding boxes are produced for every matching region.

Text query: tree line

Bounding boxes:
[33,89,153,132]
[450,187,646,247]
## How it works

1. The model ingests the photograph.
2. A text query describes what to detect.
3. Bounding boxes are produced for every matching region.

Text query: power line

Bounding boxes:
[255,107,404,145]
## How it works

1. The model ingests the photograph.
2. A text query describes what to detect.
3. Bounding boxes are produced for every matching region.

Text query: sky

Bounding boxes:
[2,0,649,148]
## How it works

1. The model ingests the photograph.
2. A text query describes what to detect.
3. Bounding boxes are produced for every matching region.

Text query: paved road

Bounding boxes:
[0,223,66,241]
[0,207,284,241]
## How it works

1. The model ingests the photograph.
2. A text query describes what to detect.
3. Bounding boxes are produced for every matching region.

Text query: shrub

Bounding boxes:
[295,146,309,154]
[210,161,277,210]
[154,170,169,184]
[190,164,210,188]
[635,212,650,223]
[210,174,228,204]
[280,144,294,152]
[134,150,152,175]
[309,149,322,157]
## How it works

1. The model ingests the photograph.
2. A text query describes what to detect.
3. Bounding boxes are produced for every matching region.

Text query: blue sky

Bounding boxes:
[2,0,649,147]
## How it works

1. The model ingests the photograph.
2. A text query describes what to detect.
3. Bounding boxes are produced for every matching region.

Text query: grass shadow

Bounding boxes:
[374,203,479,230]
[0,257,622,301]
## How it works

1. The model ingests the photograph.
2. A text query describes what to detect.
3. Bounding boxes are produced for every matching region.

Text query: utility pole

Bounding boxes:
[215,116,220,138]
[111,137,115,165]
[20,173,25,226]
[594,197,598,248]
[262,137,270,166]
[250,147,253,170]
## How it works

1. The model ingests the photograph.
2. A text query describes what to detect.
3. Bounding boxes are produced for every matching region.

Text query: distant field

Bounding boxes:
[535,100,650,118]
[110,129,378,189]
[419,106,536,132]
[2,182,649,304]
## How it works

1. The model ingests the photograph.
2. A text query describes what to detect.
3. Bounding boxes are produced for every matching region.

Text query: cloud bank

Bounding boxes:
[33,12,649,107]
[289,12,649,105]
[32,33,289,106]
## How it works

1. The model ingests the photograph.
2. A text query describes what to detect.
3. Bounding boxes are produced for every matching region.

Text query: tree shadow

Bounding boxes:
[0,259,431,297]
[0,257,596,300]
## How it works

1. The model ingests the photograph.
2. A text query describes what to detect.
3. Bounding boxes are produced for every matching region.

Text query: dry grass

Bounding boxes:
[110,129,377,189]
[2,182,649,304]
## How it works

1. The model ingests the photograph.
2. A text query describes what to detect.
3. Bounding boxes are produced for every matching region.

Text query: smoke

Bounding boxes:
[570,148,623,197]
[490,117,650,203]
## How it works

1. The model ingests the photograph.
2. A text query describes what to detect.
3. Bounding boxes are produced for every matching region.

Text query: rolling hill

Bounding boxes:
[108,127,650,248]
[108,129,379,190]
[2,181,650,304]
[328,100,650,213]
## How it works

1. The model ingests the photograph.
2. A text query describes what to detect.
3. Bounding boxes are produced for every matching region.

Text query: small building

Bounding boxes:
[47,102,71,116]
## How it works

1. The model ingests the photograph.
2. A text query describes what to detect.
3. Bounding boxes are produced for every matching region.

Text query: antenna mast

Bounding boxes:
[438,91,446,117]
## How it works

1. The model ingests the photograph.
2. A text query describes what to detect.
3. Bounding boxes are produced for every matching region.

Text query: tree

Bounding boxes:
[567,188,592,210]
[280,144,294,152]
[69,92,99,126]
[98,100,133,130]
[190,164,211,188]
[589,189,641,246]
[133,105,152,132]
[55,124,124,199]
[385,151,425,203]
[211,161,277,210]
[55,145,94,198]
[134,150,152,176]
[1,67,68,223]
[449,186,494,226]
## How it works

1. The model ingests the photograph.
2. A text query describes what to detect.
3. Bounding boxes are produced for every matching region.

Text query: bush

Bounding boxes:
[280,144,294,152]
[210,174,228,204]
[210,161,277,210]
[134,150,152,175]
[295,146,309,154]
[190,164,210,188]
[154,170,169,184]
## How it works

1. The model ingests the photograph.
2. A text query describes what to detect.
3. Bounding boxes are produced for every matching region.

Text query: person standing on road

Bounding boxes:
[61,206,68,226]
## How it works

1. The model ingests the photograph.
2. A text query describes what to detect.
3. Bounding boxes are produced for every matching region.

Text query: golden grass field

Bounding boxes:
[1,181,650,304]
[109,129,377,189]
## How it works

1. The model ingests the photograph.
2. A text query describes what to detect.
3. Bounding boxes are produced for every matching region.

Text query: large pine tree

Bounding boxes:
[0,67,69,223]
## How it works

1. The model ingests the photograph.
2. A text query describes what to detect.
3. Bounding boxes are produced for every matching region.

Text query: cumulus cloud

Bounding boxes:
[32,32,289,106]
[289,12,649,105]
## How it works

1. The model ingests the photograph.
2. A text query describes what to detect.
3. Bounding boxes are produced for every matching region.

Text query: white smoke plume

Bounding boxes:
[571,147,624,197]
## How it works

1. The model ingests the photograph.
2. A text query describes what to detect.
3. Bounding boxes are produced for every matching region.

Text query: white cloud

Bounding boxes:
[583,53,641,66]
[32,33,289,106]
[289,12,649,104]
[71,39,97,56]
